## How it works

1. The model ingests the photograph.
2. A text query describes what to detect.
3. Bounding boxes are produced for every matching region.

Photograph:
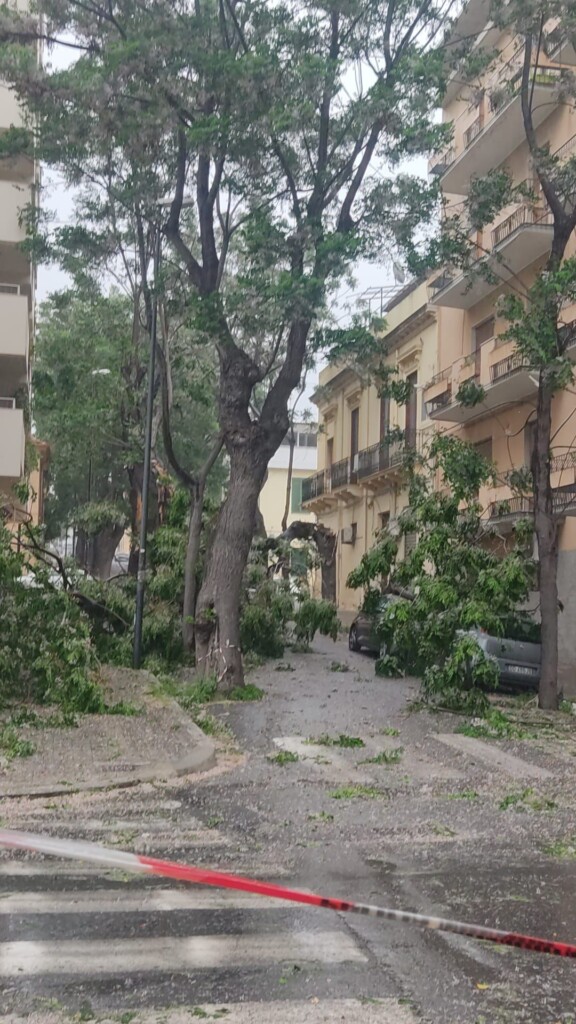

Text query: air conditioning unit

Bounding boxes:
[0,284,20,295]
[0,397,16,409]
[341,525,357,545]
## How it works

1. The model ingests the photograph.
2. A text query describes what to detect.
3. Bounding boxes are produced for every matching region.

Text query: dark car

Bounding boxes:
[348,595,399,655]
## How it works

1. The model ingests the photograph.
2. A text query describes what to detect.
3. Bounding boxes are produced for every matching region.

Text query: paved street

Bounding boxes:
[2,638,576,1023]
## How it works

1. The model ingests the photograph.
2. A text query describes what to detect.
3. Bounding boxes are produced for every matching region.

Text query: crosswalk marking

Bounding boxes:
[0,887,303,913]
[0,931,368,975]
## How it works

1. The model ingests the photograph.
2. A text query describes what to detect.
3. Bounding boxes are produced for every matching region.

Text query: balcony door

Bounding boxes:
[405,372,417,446]
[350,407,359,480]
[473,317,495,376]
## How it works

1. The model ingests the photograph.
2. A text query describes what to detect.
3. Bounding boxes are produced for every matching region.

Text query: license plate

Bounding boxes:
[506,664,536,675]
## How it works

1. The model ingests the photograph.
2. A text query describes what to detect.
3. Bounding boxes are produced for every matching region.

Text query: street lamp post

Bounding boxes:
[133,226,162,669]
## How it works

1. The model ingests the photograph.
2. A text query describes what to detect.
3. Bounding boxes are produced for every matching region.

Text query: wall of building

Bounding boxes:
[259,430,317,537]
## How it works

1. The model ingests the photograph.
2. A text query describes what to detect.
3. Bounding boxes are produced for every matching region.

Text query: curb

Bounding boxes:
[0,702,216,800]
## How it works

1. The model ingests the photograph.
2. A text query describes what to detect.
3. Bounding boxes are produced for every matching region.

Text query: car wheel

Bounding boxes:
[349,626,360,652]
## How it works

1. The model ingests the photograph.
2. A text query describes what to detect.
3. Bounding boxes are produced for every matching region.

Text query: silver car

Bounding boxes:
[461,628,541,689]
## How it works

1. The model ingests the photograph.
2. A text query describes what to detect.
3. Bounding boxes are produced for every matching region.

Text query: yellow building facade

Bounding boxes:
[423,5,576,690]
[304,280,437,615]
[259,423,318,537]
[306,6,576,690]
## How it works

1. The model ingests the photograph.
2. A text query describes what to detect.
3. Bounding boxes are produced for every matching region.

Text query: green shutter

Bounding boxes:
[291,477,303,513]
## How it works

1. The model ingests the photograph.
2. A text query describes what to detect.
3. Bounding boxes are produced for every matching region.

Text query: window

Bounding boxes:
[326,437,334,467]
[474,317,495,349]
[404,531,418,556]
[350,407,359,459]
[380,395,390,439]
[291,477,303,513]
[379,511,390,534]
[405,371,417,444]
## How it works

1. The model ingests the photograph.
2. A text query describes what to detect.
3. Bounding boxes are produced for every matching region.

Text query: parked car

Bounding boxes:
[348,595,400,655]
[349,601,541,690]
[459,628,541,690]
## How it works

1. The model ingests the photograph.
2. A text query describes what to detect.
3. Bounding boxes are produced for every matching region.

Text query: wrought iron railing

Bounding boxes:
[490,350,528,384]
[356,430,420,481]
[551,451,576,474]
[330,456,353,490]
[463,115,482,149]
[491,204,552,248]
[429,270,454,298]
[302,471,326,503]
[488,496,533,520]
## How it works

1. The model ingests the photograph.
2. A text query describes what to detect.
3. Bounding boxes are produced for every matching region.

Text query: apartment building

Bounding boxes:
[0,0,39,526]
[303,279,437,614]
[259,422,318,537]
[424,3,576,688]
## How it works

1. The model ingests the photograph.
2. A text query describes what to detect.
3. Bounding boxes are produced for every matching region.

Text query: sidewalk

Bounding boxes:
[0,667,216,798]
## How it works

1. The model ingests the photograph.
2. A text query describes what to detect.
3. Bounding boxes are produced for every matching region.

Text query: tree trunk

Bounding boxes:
[281,429,296,533]
[75,529,87,569]
[182,484,204,655]
[532,381,559,710]
[316,528,337,603]
[195,445,267,693]
[90,523,125,580]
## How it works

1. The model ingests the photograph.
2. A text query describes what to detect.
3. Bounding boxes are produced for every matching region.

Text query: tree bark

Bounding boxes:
[195,442,268,692]
[278,520,337,603]
[532,381,559,710]
[182,485,204,655]
[281,427,296,533]
[90,522,125,580]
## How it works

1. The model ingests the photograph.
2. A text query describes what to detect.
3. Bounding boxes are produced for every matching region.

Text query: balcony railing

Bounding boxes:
[488,487,576,522]
[329,456,353,490]
[302,470,326,504]
[429,271,454,298]
[553,132,576,165]
[489,350,528,384]
[463,114,482,149]
[551,451,576,474]
[487,496,534,520]
[429,145,456,176]
[357,430,420,481]
[491,204,551,247]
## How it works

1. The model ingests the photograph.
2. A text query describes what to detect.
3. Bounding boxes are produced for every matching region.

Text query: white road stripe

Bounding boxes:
[272,736,374,782]
[0,932,367,975]
[0,888,309,914]
[0,861,288,879]
[3,1001,417,1024]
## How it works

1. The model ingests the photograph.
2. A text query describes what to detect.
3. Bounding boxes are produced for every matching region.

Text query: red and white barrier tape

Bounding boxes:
[0,828,574,958]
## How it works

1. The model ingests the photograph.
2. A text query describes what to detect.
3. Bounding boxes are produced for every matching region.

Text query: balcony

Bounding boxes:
[486,487,576,533]
[441,62,562,195]
[357,430,420,485]
[0,85,33,184]
[0,290,29,393]
[0,179,31,246]
[430,204,553,309]
[330,456,356,490]
[302,470,326,505]
[424,341,538,424]
[0,405,25,483]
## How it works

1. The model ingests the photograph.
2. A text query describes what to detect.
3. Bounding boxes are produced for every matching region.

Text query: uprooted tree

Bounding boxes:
[1,0,457,690]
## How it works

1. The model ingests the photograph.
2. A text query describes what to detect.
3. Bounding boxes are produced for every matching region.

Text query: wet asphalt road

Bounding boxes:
[2,636,576,1023]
